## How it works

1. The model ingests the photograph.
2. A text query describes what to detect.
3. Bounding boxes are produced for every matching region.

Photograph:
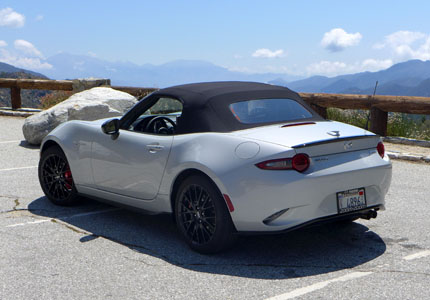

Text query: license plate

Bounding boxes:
[337,188,366,213]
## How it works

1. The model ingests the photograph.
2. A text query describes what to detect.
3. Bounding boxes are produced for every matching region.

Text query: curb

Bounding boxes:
[386,151,430,163]
[383,136,430,148]
[0,108,40,117]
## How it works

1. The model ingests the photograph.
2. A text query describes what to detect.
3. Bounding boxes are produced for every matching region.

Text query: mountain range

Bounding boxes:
[43,53,302,87]
[1,56,430,108]
[42,54,430,97]
[277,60,430,97]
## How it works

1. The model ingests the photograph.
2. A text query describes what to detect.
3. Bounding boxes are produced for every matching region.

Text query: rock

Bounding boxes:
[22,87,136,145]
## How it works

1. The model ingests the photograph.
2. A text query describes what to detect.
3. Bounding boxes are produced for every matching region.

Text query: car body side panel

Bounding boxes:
[91,130,173,200]
[42,121,175,211]
[76,185,172,212]
[159,132,296,210]
[41,121,98,187]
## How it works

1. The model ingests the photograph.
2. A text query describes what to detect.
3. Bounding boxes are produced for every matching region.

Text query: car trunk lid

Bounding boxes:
[233,121,380,156]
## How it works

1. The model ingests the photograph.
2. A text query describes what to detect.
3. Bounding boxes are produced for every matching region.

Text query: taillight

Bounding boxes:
[292,153,310,172]
[256,153,310,172]
[377,142,385,158]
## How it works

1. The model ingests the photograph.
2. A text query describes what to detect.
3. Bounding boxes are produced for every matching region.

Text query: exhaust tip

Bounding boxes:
[360,210,378,220]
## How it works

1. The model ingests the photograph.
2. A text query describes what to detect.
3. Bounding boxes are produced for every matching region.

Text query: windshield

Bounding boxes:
[229,98,313,124]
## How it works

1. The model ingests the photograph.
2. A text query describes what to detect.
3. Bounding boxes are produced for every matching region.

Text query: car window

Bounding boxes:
[145,97,183,115]
[229,98,312,124]
[127,97,183,135]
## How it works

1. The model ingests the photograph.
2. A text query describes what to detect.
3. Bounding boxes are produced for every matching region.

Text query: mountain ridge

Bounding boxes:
[282,59,430,96]
[44,53,303,87]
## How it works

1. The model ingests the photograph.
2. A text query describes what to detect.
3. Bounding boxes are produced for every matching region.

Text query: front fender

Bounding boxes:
[40,121,98,187]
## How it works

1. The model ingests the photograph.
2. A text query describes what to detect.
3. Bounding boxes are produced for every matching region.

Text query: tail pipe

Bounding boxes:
[360,209,378,220]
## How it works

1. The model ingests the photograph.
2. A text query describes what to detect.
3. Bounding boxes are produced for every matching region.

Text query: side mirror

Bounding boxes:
[101,119,120,135]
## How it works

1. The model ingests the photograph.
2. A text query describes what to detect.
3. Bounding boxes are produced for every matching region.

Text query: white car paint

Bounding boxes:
[41,119,392,232]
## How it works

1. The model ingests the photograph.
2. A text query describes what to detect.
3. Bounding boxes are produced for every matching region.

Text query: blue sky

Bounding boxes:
[1,0,430,77]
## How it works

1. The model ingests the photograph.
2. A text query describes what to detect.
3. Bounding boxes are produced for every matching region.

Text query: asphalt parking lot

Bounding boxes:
[1,116,430,300]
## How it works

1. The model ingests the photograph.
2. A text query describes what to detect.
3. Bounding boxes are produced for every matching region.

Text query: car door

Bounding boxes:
[91,129,173,200]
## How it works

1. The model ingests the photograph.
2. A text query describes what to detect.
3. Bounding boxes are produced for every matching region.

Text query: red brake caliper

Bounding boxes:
[64,169,73,190]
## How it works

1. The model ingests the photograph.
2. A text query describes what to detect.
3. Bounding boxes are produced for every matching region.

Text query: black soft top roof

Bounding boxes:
[154,81,301,107]
[123,81,323,134]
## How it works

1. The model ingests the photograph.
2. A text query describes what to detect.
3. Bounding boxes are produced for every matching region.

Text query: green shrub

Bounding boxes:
[327,108,430,140]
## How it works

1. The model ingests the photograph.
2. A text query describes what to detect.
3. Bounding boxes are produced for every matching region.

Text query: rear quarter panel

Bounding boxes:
[159,132,295,211]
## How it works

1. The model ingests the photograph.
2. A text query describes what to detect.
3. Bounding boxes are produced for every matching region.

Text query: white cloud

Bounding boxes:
[0,40,52,70]
[321,28,362,52]
[0,7,25,28]
[87,51,97,57]
[35,15,44,21]
[226,64,297,74]
[306,59,393,76]
[14,39,43,58]
[374,31,430,61]
[361,59,393,71]
[252,48,285,58]
[226,65,254,73]
[383,31,425,47]
[307,61,349,75]
[0,49,52,69]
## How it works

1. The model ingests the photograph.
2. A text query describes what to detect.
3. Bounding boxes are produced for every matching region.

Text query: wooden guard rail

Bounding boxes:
[299,93,430,136]
[0,79,74,109]
[0,78,156,110]
[1,78,430,136]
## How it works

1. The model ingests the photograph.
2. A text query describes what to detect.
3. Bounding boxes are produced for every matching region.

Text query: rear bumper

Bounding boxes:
[221,149,392,232]
[238,205,383,235]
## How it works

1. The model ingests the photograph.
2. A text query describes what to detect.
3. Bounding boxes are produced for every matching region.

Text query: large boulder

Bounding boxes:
[23,87,137,145]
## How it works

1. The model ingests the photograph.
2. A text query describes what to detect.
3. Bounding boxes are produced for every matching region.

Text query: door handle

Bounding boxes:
[146,144,164,152]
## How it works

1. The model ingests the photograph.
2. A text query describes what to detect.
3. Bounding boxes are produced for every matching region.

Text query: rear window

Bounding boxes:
[229,98,313,124]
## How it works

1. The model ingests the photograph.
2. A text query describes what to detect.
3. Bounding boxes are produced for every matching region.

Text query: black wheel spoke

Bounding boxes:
[179,183,216,245]
[41,153,74,201]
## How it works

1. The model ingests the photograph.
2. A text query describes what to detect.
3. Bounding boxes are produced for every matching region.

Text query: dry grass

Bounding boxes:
[40,91,76,109]
[327,108,430,140]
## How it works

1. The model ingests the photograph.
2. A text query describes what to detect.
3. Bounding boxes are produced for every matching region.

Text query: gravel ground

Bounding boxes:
[1,116,430,300]
[385,142,430,156]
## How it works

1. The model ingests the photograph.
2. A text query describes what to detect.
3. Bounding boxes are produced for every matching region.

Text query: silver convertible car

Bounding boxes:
[38,81,392,253]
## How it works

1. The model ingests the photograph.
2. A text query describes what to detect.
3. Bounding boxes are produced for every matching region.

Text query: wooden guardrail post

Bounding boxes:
[11,87,21,110]
[310,104,327,119]
[370,107,388,136]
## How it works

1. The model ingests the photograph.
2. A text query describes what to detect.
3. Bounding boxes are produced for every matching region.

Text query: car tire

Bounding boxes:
[38,146,80,206]
[175,175,236,254]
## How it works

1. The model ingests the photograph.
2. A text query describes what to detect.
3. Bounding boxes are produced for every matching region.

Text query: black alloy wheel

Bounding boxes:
[175,175,236,254]
[178,184,216,244]
[38,146,80,206]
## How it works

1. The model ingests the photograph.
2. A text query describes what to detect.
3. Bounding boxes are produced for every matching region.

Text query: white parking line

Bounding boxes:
[265,272,372,300]
[0,140,22,144]
[5,208,121,228]
[0,166,38,172]
[403,250,430,261]
[6,219,50,228]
